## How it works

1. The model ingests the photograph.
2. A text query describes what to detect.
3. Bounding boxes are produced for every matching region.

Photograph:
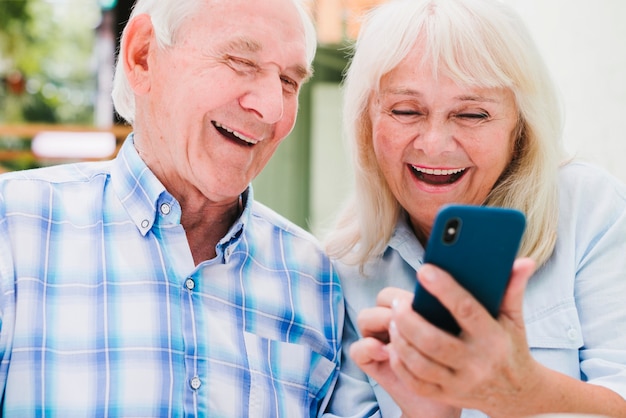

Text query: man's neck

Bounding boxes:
[181,195,243,265]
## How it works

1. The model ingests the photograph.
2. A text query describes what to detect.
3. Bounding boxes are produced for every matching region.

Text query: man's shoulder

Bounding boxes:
[249,200,320,245]
[0,162,113,213]
[0,161,112,185]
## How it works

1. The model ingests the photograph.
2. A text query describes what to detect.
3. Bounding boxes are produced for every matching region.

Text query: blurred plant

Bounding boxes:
[0,0,101,125]
[1,0,105,171]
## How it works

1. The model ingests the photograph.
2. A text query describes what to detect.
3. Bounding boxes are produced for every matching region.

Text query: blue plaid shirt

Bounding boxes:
[0,136,343,417]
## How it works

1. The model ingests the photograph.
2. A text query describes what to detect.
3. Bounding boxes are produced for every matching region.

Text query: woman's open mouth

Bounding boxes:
[410,165,467,185]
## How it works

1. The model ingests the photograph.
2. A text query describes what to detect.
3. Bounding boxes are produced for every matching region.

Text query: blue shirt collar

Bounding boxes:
[110,134,248,250]
[388,212,425,272]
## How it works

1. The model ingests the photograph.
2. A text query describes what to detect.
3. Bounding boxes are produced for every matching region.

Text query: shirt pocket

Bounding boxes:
[243,331,337,417]
[525,298,584,379]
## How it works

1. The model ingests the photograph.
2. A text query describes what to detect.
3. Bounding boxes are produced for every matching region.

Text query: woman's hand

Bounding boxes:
[350,284,465,417]
[389,257,542,416]
[351,257,538,417]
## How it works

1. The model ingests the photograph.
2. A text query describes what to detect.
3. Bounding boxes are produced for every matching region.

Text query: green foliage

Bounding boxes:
[0,1,31,48]
[0,0,101,125]
[0,0,107,171]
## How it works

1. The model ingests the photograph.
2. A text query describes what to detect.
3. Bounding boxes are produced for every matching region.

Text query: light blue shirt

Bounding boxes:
[324,161,626,418]
[0,136,343,417]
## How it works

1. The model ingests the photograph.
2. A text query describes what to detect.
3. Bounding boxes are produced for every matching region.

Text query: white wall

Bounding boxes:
[504,0,626,182]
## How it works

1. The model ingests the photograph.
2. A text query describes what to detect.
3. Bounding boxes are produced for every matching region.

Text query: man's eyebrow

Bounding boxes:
[293,64,312,81]
[224,37,262,54]
[223,37,311,81]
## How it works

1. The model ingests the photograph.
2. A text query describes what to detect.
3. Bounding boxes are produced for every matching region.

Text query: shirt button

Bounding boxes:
[141,219,150,228]
[160,203,171,215]
[567,327,578,340]
[185,278,195,290]
[190,376,201,390]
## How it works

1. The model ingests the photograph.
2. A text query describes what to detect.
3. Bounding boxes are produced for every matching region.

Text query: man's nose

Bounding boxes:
[239,73,285,124]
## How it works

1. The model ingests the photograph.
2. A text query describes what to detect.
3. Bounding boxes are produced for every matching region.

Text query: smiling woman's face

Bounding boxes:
[369,47,519,242]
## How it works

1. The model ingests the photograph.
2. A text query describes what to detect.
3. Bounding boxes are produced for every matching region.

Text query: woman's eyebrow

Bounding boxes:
[381,88,499,104]
[455,94,499,103]
[381,88,423,97]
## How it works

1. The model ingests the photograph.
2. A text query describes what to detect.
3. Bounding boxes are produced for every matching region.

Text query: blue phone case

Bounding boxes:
[411,205,526,335]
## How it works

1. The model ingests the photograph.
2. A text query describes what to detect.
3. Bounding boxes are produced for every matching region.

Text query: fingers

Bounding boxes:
[415,258,535,338]
[356,288,414,344]
[376,287,414,308]
[388,317,456,383]
[350,335,458,416]
[350,337,397,387]
[359,285,467,383]
[390,294,467,374]
[357,306,393,343]
[415,263,493,337]
[350,336,390,366]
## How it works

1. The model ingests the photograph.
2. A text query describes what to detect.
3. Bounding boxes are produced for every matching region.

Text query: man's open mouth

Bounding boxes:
[213,121,259,146]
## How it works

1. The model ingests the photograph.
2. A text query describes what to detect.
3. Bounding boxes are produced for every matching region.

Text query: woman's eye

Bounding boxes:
[388,108,424,124]
[391,109,422,116]
[457,112,489,120]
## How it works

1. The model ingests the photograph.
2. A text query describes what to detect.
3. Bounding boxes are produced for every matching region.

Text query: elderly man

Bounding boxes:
[0,0,342,416]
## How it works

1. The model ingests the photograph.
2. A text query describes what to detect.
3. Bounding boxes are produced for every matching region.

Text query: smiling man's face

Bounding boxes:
[129,0,310,204]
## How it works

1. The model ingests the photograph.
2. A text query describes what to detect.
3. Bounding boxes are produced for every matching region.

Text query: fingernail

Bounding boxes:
[391,298,399,310]
[420,264,435,282]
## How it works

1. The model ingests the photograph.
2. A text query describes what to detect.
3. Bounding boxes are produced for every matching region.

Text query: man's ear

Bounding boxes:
[121,14,154,94]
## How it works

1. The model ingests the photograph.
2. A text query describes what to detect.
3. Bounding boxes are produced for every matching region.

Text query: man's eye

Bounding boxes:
[227,57,257,72]
[281,76,298,92]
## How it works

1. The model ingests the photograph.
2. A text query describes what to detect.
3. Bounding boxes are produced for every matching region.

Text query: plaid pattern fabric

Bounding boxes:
[0,137,343,417]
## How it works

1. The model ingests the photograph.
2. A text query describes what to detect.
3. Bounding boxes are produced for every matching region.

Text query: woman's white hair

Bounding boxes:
[324,0,565,269]
[111,0,317,125]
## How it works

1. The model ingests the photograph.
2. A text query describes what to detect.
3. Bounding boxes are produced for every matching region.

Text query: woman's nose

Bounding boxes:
[413,118,456,155]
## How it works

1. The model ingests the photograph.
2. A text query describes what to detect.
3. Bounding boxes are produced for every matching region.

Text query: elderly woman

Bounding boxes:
[322,0,626,417]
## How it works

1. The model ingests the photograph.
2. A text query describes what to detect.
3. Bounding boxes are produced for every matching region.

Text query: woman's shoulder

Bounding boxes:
[556,160,626,240]
[558,160,626,201]
[559,161,626,209]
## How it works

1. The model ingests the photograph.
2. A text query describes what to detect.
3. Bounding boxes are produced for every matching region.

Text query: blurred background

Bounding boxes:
[1,0,625,234]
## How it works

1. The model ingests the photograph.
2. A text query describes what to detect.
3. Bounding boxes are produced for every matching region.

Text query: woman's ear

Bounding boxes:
[121,14,154,94]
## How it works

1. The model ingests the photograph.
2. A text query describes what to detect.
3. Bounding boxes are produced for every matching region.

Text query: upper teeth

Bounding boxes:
[215,122,259,145]
[412,166,465,175]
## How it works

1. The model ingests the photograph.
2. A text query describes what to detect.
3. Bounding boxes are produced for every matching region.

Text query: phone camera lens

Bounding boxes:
[442,218,461,244]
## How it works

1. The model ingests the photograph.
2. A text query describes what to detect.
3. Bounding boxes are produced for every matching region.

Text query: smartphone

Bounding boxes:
[411,204,526,335]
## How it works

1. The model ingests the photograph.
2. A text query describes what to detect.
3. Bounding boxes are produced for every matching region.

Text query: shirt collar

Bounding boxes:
[110,134,250,253]
[111,134,168,236]
[387,212,426,272]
